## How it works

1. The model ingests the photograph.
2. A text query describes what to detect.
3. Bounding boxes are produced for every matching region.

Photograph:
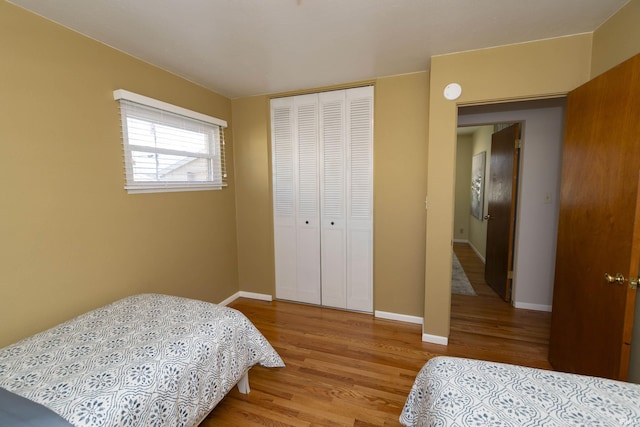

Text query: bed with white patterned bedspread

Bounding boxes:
[0,293,284,426]
[400,356,640,427]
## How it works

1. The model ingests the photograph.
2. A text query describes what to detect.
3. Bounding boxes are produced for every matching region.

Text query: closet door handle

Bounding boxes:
[305,220,309,224]
[331,221,334,225]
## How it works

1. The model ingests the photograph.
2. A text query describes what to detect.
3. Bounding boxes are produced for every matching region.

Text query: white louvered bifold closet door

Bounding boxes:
[319,90,348,309]
[345,86,374,312]
[271,95,321,305]
[271,87,373,313]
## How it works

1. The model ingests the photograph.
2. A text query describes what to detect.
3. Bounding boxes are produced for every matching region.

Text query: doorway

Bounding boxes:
[450,98,565,364]
[454,123,521,302]
[454,97,566,312]
[451,98,565,362]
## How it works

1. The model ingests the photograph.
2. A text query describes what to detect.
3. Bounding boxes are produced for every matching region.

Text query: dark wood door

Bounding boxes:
[549,54,640,380]
[485,124,520,301]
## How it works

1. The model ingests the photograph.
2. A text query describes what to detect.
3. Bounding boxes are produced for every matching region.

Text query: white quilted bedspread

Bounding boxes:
[0,294,284,427]
[400,356,640,427]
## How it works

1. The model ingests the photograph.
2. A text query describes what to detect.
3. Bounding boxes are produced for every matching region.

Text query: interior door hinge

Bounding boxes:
[515,139,522,149]
[507,270,514,279]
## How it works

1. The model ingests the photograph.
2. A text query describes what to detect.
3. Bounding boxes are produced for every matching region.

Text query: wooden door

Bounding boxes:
[549,54,640,380]
[484,124,520,301]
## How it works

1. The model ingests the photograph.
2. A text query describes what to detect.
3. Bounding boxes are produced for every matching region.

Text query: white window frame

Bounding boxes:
[114,89,228,194]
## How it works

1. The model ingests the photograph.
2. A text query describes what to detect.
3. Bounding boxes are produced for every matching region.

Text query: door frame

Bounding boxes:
[456,98,566,311]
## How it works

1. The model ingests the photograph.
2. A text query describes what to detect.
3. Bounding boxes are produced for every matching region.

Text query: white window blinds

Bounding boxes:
[114,90,227,194]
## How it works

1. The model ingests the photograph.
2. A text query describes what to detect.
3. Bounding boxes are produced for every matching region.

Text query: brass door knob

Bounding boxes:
[604,273,639,289]
[604,273,625,285]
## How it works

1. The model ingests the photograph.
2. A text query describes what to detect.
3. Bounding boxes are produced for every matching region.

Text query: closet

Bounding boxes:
[271,86,373,312]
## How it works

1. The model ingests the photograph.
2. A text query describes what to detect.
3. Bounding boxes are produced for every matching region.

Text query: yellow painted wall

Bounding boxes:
[468,126,492,259]
[0,2,238,347]
[424,34,593,338]
[373,73,429,316]
[231,96,275,294]
[453,134,472,242]
[232,72,429,317]
[591,0,640,78]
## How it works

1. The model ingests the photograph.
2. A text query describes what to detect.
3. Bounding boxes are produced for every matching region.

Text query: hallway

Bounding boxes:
[449,242,552,369]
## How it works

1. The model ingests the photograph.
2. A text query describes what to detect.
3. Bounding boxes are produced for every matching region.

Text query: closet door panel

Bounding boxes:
[272,95,321,305]
[294,95,321,304]
[319,90,347,309]
[320,221,346,308]
[296,225,321,303]
[347,228,373,311]
[346,86,374,312]
[273,223,298,301]
[271,98,299,301]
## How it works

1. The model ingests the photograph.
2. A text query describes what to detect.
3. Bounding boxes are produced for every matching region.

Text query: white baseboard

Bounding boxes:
[239,291,273,301]
[513,302,552,312]
[468,242,486,264]
[218,292,240,306]
[219,291,273,306]
[375,310,423,325]
[375,311,449,346]
[454,239,486,263]
[422,333,448,346]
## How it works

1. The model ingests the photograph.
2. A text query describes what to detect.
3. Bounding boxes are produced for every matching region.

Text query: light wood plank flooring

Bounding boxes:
[201,242,551,426]
[449,242,552,370]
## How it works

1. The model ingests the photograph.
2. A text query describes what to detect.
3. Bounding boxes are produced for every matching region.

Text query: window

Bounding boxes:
[114,89,227,193]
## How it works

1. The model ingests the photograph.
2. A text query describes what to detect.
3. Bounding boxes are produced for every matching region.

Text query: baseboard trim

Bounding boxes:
[468,241,486,264]
[452,238,469,243]
[422,333,448,346]
[239,291,273,301]
[219,291,273,306]
[514,302,552,312]
[218,292,239,306]
[375,310,423,325]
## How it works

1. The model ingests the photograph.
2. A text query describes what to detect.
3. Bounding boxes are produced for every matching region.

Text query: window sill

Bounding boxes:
[125,183,227,194]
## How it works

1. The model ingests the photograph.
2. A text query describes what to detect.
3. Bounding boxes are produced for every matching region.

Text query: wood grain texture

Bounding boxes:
[484,123,520,302]
[201,243,551,426]
[549,53,640,380]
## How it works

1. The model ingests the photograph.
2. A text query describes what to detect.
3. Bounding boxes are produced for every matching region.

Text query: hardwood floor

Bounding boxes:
[201,242,551,426]
[449,242,552,370]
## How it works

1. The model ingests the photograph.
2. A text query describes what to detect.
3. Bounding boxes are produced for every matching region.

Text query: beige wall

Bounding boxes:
[454,127,493,255]
[373,73,429,316]
[232,72,429,317]
[469,126,492,259]
[231,96,275,294]
[424,34,593,338]
[591,0,640,78]
[453,127,491,260]
[453,135,472,242]
[0,2,238,347]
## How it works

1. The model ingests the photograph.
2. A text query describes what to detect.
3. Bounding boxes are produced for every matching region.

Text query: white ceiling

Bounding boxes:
[8,0,629,99]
